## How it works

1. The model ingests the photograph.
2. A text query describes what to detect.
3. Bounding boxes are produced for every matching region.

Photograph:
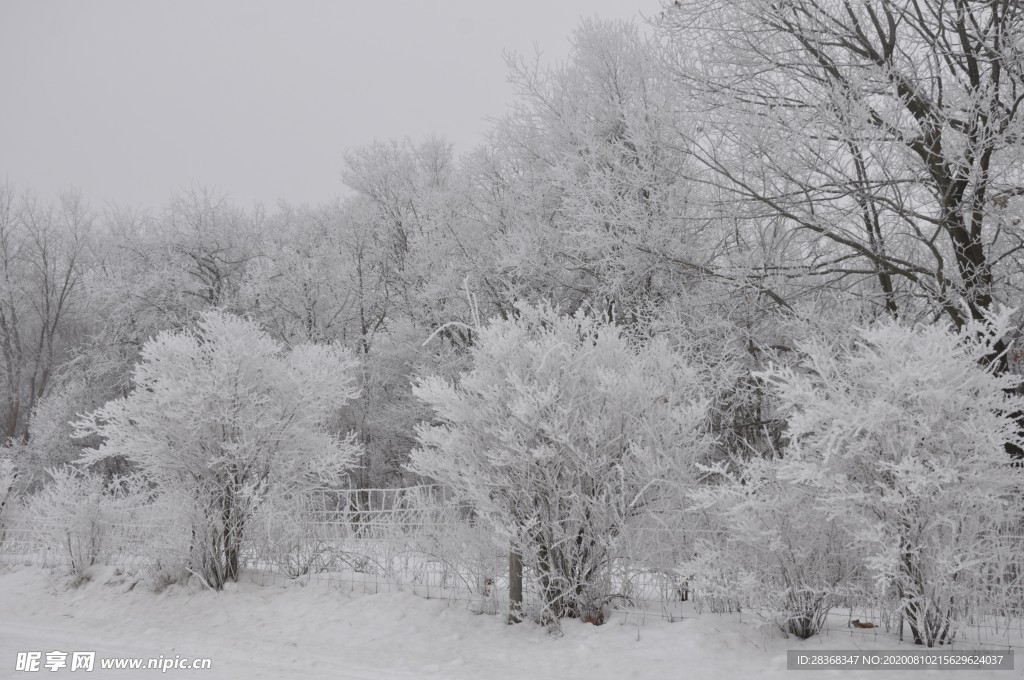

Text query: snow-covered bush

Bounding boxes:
[129,489,193,591]
[758,311,1024,646]
[690,454,860,638]
[74,311,362,589]
[682,543,746,615]
[411,302,711,622]
[253,494,340,579]
[22,467,114,575]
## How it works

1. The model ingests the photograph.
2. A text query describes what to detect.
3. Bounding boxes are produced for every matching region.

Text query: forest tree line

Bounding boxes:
[4,6,1018,479]
[2,3,1024,641]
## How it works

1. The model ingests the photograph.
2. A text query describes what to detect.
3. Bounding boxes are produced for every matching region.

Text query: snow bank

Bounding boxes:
[0,565,1003,679]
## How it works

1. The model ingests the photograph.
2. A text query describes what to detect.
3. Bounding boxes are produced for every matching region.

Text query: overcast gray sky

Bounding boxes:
[1,1,653,210]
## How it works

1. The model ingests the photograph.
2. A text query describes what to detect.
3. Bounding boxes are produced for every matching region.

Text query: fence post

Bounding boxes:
[509,547,523,624]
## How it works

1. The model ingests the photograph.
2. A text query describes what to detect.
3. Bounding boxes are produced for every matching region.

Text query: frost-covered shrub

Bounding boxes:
[133,490,193,590]
[253,494,340,579]
[411,302,711,622]
[405,496,504,597]
[74,311,362,589]
[20,468,165,576]
[759,311,1024,646]
[22,467,113,574]
[683,540,747,615]
[691,455,860,638]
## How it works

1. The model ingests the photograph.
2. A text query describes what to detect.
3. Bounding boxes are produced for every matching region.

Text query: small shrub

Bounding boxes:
[23,467,112,575]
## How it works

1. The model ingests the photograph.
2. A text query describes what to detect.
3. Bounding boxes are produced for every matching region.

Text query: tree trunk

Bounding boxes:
[508,548,523,624]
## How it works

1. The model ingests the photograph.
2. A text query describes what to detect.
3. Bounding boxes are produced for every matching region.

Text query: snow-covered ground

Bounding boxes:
[0,565,1013,679]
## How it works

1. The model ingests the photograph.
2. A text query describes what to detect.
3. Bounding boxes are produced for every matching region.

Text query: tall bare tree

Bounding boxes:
[658,0,1024,350]
[0,184,90,441]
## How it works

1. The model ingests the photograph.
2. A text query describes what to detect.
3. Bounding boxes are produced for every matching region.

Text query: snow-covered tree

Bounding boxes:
[0,183,91,441]
[758,310,1024,645]
[74,311,361,589]
[410,302,710,622]
[658,0,1024,333]
[342,318,467,490]
[240,199,392,350]
[481,19,703,317]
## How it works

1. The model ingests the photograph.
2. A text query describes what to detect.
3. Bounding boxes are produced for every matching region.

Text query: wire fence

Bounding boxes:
[0,485,695,617]
[2,484,1024,648]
